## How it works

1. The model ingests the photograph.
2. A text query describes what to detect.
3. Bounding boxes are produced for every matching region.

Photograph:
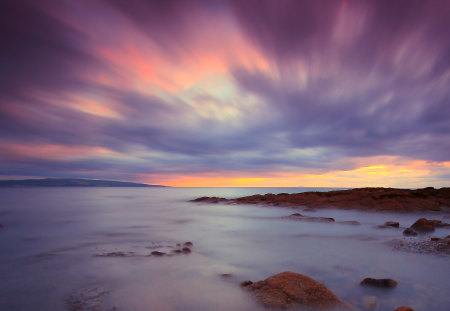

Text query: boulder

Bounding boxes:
[360,278,397,288]
[384,221,399,228]
[394,307,414,311]
[183,242,193,247]
[242,271,347,309]
[403,228,418,236]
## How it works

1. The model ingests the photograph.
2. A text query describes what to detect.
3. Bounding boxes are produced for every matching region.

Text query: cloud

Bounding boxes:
[0,0,449,186]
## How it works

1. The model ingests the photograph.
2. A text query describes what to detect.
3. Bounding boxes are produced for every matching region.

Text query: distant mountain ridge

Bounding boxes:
[0,178,167,187]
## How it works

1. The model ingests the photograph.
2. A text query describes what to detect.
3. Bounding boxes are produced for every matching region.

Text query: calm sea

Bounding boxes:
[0,187,449,310]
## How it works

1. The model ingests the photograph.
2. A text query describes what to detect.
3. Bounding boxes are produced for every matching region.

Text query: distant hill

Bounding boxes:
[0,178,167,187]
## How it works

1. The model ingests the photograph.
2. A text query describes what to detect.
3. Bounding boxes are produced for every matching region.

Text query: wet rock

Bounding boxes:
[240,280,253,287]
[361,295,377,310]
[390,236,450,255]
[360,278,398,288]
[181,247,191,254]
[287,213,335,223]
[242,271,347,309]
[190,196,228,203]
[394,307,414,311]
[385,221,399,228]
[95,252,135,257]
[150,251,165,256]
[411,218,436,232]
[403,228,418,236]
[339,220,361,225]
[430,237,441,241]
[184,241,193,247]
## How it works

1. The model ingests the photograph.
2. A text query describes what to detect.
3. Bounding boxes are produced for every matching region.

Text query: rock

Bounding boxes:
[190,196,228,203]
[339,220,361,225]
[411,218,436,232]
[220,273,234,278]
[181,247,191,254]
[172,249,182,254]
[287,213,335,223]
[361,295,377,310]
[150,251,165,256]
[184,241,193,247]
[95,252,135,257]
[403,228,418,236]
[360,278,398,288]
[241,280,253,287]
[430,237,441,241]
[394,306,414,311]
[384,221,399,228]
[191,187,450,211]
[242,271,346,309]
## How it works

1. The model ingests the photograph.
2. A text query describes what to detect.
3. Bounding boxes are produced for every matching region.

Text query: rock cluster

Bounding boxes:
[191,187,450,211]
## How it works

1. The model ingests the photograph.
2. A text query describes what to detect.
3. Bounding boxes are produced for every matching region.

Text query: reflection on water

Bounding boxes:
[0,187,449,310]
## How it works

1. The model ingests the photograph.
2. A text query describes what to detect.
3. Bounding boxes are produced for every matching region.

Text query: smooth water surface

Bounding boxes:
[0,187,449,311]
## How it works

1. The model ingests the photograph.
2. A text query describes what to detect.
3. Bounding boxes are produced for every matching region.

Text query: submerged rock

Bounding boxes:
[403,228,418,236]
[394,307,414,311]
[66,287,112,311]
[220,273,234,278]
[150,251,165,256]
[286,213,335,223]
[184,241,193,247]
[384,221,400,228]
[360,278,398,288]
[242,271,347,309]
[94,252,135,257]
[181,247,191,254]
[361,295,377,310]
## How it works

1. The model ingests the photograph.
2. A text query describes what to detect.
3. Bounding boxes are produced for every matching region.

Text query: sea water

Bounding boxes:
[0,187,449,311]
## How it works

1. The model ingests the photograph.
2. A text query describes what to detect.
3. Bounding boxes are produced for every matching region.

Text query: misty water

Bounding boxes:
[0,187,449,311]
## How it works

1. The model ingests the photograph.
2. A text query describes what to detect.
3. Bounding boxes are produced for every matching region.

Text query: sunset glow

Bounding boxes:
[1,0,449,187]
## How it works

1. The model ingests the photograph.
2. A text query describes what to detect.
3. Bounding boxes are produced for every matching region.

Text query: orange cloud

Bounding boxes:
[139,156,450,188]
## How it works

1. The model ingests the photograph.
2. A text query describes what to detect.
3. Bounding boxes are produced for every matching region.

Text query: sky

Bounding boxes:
[0,0,449,187]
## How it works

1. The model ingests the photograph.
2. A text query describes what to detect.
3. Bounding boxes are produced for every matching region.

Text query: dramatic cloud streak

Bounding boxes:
[1,0,449,187]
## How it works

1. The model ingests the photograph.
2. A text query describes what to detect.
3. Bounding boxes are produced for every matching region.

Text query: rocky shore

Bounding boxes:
[192,187,450,212]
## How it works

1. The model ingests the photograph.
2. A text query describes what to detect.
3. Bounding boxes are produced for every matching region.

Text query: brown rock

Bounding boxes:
[384,221,400,227]
[220,273,234,278]
[360,278,397,288]
[411,218,436,232]
[240,280,253,287]
[394,306,414,311]
[183,242,193,247]
[243,271,346,309]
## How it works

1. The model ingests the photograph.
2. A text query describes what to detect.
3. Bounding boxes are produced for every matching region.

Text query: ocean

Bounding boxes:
[0,187,449,310]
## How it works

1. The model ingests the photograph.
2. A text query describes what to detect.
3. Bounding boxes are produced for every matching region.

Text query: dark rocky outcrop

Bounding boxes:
[241,271,347,309]
[360,278,398,288]
[394,306,414,311]
[191,187,450,212]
